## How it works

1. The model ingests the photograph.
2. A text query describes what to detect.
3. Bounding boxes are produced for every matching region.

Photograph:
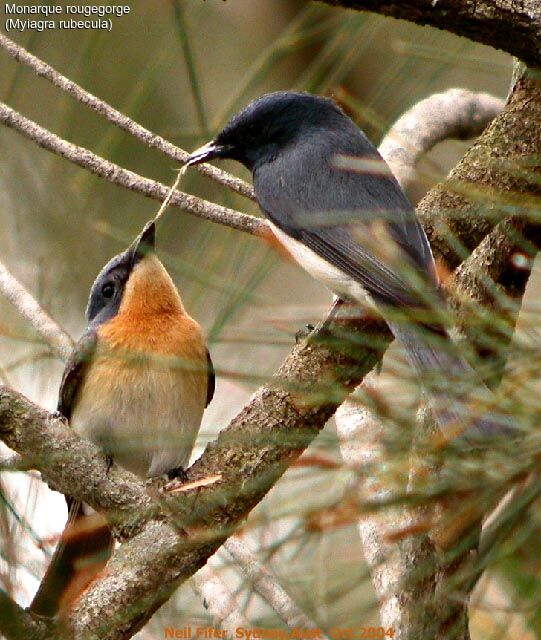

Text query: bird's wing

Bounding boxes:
[255,147,438,309]
[258,189,434,308]
[58,330,97,419]
[31,330,111,618]
[205,348,215,407]
[299,225,430,308]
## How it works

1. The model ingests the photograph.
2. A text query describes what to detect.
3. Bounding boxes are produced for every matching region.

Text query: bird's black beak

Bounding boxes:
[186,141,233,166]
[131,220,155,265]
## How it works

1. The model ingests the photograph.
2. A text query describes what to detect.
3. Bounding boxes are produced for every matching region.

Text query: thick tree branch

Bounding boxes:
[0,102,265,237]
[0,302,388,638]
[0,33,255,202]
[48,207,538,637]
[319,1,541,67]
[419,71,541,270]
[0,387,151,523]
[336,216,540,640]
[0,588,47,640]
[0,199,532,638]
[335,69,541,640]
[0,264,311,635]
[380,88,504,196]
[335,72,541,636]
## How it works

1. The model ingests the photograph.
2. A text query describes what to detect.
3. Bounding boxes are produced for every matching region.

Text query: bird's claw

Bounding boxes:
[295,323,315,344]
[49,410,67,424]
[105,454,114,475]
[161,466,190,493]
[167,466,189,482]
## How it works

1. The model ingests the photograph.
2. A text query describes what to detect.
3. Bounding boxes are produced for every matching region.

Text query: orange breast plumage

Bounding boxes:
[70,255,209,479]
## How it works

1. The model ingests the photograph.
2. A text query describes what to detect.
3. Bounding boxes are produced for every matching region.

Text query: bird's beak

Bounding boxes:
[131,220,155,265]
[186,141,233,166]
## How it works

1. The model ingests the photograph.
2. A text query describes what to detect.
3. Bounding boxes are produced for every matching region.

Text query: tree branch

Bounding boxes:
[0,33,255,202]
[335,68,541,640]
[0,387,151,523]
[419,70,541,270]
[224,536,326,632]
[319,0,541,67]
[336,217,538,640]
[0,259,73,360]
[0,198,533,638]
[0,102,265,237]
[380,88,504,196]
[0,588,47,640]
[192,563,251,633]
[0,302,388,638]
[0,269,319,636]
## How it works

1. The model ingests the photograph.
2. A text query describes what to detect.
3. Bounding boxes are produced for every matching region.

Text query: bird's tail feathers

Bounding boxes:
[29,500,113,618]
[388,322,516,441]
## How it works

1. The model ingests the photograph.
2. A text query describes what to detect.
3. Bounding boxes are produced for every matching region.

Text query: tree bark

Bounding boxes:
[319,1,541,67]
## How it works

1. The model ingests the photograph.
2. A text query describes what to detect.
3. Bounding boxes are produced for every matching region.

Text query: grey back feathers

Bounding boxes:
[214,91,437,309]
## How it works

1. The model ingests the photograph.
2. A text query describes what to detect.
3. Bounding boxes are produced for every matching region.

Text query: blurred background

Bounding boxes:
[1,1,534,637]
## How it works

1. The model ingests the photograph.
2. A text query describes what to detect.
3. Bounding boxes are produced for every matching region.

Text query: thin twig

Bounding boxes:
[192,563,250,632]
[0,259,73,360]
[0,32,255,202]
[225,536,328,633]
[0,102,265,237]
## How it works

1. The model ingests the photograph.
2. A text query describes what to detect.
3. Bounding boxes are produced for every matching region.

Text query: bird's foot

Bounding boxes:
[295,323,315,343]
[49,409,67,424]
[167,466,189,482]
[105,453,114,475]
[161,466,190,493]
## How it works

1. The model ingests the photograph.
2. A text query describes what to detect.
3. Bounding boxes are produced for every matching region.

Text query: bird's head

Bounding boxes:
[86,220,183,327]
[186,91,349,172]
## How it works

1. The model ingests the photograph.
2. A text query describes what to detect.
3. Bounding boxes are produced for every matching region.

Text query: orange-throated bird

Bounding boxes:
[30,220,214,617]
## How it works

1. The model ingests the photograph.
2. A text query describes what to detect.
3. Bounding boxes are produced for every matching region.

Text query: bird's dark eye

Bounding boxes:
[101,282,115,299]
[247,123,258,136]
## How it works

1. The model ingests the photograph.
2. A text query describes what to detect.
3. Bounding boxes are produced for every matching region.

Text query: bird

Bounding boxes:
[30,220,214,617]
[186,90,511,439]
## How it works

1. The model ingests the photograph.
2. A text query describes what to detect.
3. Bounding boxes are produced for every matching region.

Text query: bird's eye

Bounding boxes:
[101,282,115,299]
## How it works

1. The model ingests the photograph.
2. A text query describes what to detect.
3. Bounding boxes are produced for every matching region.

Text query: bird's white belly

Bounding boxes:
[269,222,376,310]
[70,360,204,479]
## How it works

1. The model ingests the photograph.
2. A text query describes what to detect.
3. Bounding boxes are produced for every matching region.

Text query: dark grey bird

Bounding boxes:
[187,90,511,439]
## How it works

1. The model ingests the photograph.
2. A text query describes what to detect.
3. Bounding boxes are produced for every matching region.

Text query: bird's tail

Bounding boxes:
[388,322,514,441]
[29,500,113,618]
